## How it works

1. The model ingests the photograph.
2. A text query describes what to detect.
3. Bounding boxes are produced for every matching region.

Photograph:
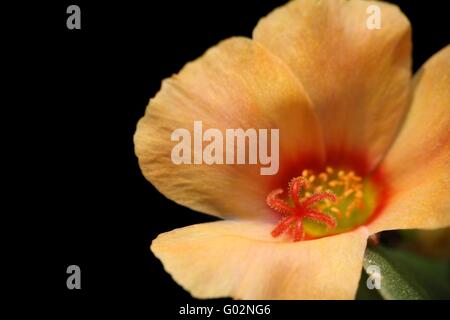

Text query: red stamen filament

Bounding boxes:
[267,177,337,242]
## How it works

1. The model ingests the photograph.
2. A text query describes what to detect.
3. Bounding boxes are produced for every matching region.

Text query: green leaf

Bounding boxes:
[362,246,450,300]
[355,271,383,300]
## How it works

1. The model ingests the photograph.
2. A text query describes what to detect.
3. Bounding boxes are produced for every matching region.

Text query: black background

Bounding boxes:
[16,0,449,316]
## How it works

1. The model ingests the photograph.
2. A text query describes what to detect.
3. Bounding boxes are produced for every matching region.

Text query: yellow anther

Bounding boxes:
[318,173,328,182]
[296,166,365,222]
[329,180,340,187]
[331,207,342,218]
[345,202,358,217]
[343,189,354,197]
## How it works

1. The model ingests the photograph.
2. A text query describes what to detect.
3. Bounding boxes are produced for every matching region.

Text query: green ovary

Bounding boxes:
[300,168,379,238]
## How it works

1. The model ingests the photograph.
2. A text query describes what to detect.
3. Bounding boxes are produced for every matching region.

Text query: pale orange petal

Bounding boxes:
[369,46,450,233]
[253,0,411,170]
[134,37,325,220]
[151,221,369,299]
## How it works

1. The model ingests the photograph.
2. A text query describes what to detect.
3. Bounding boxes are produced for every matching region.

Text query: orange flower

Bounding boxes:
[134,0,450,299]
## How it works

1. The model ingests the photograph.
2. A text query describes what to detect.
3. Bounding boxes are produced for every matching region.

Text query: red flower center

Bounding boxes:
[267,176,337,241]
[266,166,381,241]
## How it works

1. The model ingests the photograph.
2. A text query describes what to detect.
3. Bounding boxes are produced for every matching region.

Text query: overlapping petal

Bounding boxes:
[253,0,412,170]
[151,220,369,299]
[370,46,450,233]
[134,37,324,220]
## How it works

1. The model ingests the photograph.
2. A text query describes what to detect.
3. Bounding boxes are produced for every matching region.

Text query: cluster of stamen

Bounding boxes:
[301,167,364,218]
[266,167,365,241]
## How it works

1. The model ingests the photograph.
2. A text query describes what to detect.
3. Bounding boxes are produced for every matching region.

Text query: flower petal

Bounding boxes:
[253,0,411,170]
[151,221,369,299]
[135,37,325,220]
[369,46,450,233]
